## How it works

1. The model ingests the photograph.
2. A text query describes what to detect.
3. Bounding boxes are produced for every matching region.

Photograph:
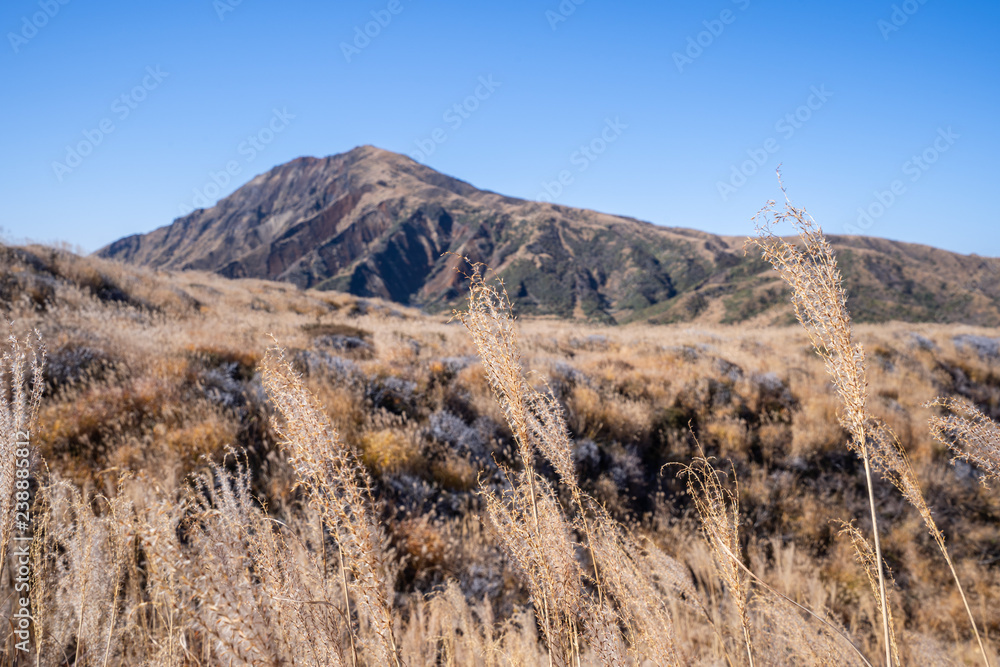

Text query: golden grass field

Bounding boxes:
[0,209,998,665]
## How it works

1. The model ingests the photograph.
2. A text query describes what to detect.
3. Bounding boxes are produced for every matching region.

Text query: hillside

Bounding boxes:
[98,145,1000,326]
[2,242,999,662]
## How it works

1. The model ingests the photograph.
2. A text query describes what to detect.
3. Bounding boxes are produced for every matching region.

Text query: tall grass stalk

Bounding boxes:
[261,346,400,666]
[681,456,754,666]
[456,263,682,665]
[748,189,893,666]
[838,521,900,665]
[749,181,991,667]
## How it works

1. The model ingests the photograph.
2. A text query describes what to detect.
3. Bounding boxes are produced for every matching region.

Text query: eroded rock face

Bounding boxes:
[98,145,1000,325]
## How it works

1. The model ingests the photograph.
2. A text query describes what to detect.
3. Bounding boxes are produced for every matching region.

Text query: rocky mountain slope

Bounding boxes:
[98,145,1000,326]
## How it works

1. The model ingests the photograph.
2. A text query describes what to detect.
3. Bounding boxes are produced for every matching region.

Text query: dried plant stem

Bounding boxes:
[681,455,754,666]
[74,514,93,667]
[261,346,400,666]
[862,450,892,667]
[714,539,874,667]
[926,398,996,665]
[749,186,896,667]
[743,626,755,667]
[74,581,87,665]
[101,606,118,667]
[339,543,358,667]
[576,499,605,607]
[101,555,123,667]
[524,469,556,667]
[943,550,990,666]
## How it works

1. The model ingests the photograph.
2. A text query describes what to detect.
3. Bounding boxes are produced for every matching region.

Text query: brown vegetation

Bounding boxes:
[0,206,998,664]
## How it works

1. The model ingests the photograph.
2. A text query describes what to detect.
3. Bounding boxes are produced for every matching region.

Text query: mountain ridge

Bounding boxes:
[98,145,1000,326]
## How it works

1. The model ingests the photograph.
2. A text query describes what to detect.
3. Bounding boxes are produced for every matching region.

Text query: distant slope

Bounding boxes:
[98,146,1000,326]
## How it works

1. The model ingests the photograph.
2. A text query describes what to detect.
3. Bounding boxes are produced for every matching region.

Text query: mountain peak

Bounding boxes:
[97,148,1000,326]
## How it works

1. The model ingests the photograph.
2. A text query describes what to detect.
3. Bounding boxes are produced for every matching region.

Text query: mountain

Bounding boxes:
[98,145,1000,326]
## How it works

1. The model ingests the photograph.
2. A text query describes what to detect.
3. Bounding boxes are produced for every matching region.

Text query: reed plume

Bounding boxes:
[747,191,893,667]
[839,521,901,666]
[681,455,754,666]
[587,505,683,665]
[186,462,282,666]
[456,263,640,665]
[927,397,1000,487]
[482,469,592,665]
[749,181,991,666]
[261,345,400,666]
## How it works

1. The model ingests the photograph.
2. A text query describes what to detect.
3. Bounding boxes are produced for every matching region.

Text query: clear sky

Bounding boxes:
[1,0,997,256]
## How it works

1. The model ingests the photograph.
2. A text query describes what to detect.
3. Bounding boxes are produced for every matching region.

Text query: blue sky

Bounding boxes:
[1,0,997,256]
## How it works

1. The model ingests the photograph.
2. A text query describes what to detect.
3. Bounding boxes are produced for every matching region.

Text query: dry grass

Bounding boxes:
[0,226,996,665]
[0,327,44,569]
[261,346,400,665]
[750,184,992,666]
[748,189,897,665]
[927,397,1000,486]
